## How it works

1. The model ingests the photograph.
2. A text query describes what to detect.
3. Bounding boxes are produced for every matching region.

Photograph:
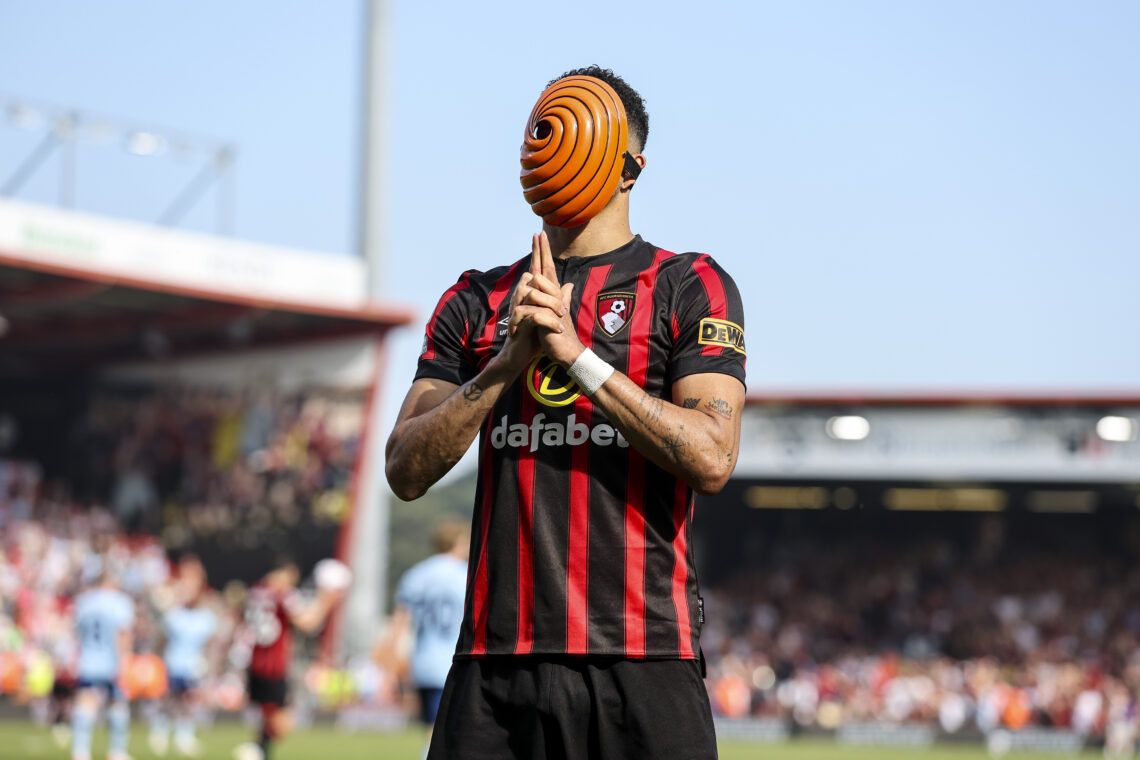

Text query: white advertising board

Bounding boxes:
[0,198,366,307]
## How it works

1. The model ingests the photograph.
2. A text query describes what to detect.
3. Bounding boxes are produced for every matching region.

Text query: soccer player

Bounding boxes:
[149,555,217,757]
[386,66,747,760]
[71,568,135,760]
[232,556,345,760]
[389,520,469,729]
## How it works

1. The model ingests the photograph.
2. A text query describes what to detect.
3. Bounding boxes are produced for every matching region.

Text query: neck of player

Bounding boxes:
[543,189,635,259]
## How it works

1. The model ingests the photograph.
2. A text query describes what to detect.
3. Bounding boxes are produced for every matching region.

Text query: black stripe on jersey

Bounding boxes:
[642,458,684,655]
[440,237,744,660]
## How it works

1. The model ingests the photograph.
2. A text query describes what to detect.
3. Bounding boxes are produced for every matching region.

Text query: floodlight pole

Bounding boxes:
[359,0,388,302]
[340,0,392,658]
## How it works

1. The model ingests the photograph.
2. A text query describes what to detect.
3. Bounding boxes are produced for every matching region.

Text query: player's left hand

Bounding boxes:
[524,231,584,367]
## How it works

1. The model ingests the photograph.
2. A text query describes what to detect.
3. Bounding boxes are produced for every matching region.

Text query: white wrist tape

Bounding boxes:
[566,348,614,396]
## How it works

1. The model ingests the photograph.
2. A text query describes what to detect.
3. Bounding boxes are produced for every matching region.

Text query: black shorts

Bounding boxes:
[52,677,76,699]
[427,657,717,760]
[247,672,289,707]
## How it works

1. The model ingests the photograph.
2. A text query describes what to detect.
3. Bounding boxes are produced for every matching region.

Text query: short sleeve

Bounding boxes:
[670,255,747,386]
[395,567,415,609]
[414,272,478,387]
[282,591,303,616]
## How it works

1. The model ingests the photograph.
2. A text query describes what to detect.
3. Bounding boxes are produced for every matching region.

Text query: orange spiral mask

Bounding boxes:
[520,76,634,228]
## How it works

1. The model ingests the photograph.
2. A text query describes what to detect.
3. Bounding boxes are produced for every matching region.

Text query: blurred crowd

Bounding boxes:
[0,476,402,719]
[0,501,231,707]
[0,383,405,722]
[66,385,363,563]
[4,381,1140,745]
[702,534,1140,744]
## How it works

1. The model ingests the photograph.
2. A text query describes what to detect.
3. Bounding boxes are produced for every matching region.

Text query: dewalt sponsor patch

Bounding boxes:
[698,318,746,355]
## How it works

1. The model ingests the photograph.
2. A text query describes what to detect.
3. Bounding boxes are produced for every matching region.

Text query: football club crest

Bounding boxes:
[596,292,636,337]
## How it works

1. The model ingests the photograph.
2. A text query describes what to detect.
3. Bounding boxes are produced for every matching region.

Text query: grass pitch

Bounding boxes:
[0,719,1101,759]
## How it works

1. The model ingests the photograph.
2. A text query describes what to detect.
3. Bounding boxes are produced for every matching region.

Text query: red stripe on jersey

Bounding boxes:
[624,249,671,656]
[672,312,680,342]
[421,275,471,361]
[470,264,525,654]
[565,264,611,654]
[469,415,497,655]
[624,454,647,656]
[248,587,292,679]
[474,261,526,369]
[515,387,538,654]
[693,256,729,357]
[670,479,695,658]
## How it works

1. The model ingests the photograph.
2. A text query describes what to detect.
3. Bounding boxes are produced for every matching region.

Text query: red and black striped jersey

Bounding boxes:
[245,584,296,679]
[415,236,746,660]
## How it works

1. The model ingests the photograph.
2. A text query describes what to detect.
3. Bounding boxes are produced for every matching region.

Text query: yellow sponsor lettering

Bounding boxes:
[697,317,746,355]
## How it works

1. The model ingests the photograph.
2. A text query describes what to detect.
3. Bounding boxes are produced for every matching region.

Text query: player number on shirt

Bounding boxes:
[245,596,282,645]
[410,594,459,637]
[79,618,105,646]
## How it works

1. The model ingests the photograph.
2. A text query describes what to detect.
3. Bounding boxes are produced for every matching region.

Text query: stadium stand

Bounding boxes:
[700,395,1140,744]
[0,197,414,720]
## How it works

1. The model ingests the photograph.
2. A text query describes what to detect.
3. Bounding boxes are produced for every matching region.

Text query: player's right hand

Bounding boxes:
[496,232,567,372]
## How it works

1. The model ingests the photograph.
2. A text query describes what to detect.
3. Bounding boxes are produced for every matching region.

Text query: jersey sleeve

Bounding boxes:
[414,272,479,387]
[394,568,415,609]
[282,590,303,617]
[118,596,135,631]
[670,255,747,386]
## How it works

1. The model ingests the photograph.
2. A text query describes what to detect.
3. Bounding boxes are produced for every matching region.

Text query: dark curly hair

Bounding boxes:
[549,65,649,152]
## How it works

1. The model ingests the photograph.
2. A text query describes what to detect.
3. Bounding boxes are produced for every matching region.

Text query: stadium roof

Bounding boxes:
[0,250,415,378]
[746,391,1140,407]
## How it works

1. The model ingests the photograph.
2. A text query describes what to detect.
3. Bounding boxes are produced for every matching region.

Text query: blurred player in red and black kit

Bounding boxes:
[386,66,747,760]
[233,556,344,760]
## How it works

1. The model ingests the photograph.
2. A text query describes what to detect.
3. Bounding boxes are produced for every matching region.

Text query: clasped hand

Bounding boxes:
[501,231,584,369]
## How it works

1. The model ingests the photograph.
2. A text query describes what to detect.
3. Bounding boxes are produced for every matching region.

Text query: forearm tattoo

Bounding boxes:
[463,382,484,402]
[682,397,701,409]
[704,398,734,420]
[662,426,688,454]
[637,394,665,424]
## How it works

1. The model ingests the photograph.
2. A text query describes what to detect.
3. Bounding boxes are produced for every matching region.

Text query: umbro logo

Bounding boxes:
[498,314,510,337]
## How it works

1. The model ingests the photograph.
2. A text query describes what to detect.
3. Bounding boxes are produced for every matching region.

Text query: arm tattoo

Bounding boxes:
[637,394,665,424]
[662,429,688,454]
[704,398,734,420]
[662,424,697,465]
[463,382,484,402]
[682,397,701,409]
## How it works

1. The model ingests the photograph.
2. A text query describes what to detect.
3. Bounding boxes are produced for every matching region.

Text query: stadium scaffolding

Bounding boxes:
[0,200,416,661]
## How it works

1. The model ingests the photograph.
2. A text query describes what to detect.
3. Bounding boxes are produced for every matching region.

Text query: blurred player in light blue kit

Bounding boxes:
[149,555,217,757]
[72,566,135,760]
[388,520,469,730]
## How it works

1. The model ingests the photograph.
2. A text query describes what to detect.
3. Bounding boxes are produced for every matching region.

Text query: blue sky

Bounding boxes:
[2,0,1138,399]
